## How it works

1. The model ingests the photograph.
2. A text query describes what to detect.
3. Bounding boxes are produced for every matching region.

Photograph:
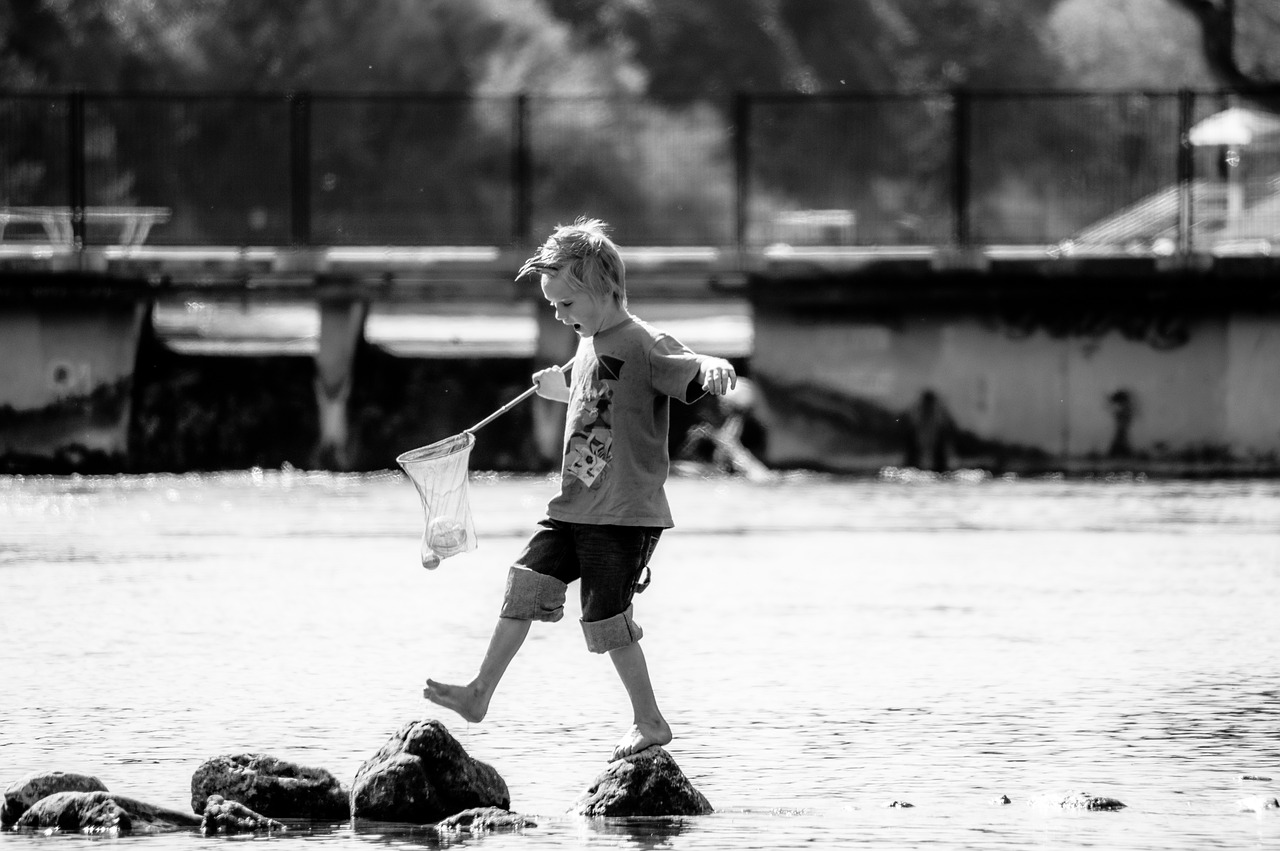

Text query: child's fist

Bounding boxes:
[533,365,571,402]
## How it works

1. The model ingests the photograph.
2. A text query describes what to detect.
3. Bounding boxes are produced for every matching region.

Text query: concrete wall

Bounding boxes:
[749,264,1280,473]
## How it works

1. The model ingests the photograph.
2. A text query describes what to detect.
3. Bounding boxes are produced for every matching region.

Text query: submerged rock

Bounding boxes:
[190,753,349,820]
[200,794,286,834]
[1236,796,1280,813]
[13,791,202,834]
[1,771,109,828]
[573,746,712,817]
[350,719,509,824]
[435,806,535,834]
[1033,790,1127,811]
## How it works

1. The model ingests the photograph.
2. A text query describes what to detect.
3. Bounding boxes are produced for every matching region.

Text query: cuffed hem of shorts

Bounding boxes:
[580,606,643,653]
[499,567,567,623]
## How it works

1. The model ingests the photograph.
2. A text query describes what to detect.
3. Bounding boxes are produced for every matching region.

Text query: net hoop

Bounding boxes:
[395,432,475,469]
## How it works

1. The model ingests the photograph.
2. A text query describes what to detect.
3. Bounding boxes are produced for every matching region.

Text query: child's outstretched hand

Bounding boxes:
[700,358,737,396]
[533,365,571,402]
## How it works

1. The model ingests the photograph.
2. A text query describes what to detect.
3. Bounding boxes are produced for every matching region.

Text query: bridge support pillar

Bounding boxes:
[532,305,577,466]
[313,282,368,471]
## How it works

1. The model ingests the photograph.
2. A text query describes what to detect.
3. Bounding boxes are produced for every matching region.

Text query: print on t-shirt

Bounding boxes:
[564,356,625,488]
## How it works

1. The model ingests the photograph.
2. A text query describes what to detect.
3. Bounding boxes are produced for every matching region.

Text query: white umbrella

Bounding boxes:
[1189,106,1280,147]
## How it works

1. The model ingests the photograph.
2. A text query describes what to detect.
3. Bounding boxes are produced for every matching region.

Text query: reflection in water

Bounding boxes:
[580,816,694,849]
[1,472,1278,850]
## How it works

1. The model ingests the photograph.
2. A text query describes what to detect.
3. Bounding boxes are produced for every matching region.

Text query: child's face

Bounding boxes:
[541,268,619,337]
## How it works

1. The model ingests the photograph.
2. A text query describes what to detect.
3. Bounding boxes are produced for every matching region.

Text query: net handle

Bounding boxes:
[465,357,574,434]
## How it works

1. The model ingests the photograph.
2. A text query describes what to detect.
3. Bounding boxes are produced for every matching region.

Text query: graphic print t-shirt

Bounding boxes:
[547,315,705,528]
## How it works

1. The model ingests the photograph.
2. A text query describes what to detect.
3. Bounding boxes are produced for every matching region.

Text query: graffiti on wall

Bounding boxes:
[1107,389,1136,458]
[903,390,957,472]
[47,359,95,398]
[754,372,1049,472]
[0,376,134,472]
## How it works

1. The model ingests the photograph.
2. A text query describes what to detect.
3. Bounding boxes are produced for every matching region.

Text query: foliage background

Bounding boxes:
[5,0,1277,94]
[1,0,1277,247]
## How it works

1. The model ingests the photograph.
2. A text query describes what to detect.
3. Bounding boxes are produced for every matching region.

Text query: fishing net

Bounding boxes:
[395,358,572,571]
[396,432,478,569]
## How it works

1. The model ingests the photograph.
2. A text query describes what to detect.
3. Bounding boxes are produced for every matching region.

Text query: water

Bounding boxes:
[2,470,1278,849]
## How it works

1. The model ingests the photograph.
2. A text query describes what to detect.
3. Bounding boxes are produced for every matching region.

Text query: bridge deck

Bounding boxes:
[5,241,1268,298]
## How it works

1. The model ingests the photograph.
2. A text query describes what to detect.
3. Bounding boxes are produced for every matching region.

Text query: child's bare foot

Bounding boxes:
[423,679,489,723]
[611,718,672,761]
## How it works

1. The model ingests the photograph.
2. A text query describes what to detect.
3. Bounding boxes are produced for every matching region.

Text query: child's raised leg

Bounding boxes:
[608,640,672,760]
[425,566,567,722]
[424,616,530,723]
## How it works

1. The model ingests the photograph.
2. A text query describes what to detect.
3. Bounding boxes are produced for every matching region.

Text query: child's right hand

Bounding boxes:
[533,366,571,403]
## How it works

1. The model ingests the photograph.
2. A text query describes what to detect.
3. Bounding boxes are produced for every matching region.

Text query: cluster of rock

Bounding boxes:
[0,775,202,836]
[9,726,1274,838]
[1,720,712,837]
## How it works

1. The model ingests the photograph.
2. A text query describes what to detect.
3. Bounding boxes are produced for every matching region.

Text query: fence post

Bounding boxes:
[289,91,312,247]
[951,87,971,247]
[513,93,532,245]
[733,92,751,252]
[67,89,86,250]
[1176,88,1194,255]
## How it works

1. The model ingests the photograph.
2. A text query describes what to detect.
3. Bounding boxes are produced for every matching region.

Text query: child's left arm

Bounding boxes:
[697,357,737,396]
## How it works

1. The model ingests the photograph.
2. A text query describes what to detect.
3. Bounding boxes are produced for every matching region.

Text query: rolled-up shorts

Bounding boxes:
[499,518,661,653]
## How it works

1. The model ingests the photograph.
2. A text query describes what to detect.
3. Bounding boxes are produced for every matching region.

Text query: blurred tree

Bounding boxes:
[5,0,1276,248]
[4,0,1274,97]
[1047,0,1217,89]
[544,0,1081,243]
[0,0,640,93]
[1234,0,1280,82]
[1050,0,1279,91]
[176,0,488,90]
[545,0,1064,98]
[0,0,67,86]
[0,0,656,243]
[1171,0,1280,86]
[782,0,1064,91]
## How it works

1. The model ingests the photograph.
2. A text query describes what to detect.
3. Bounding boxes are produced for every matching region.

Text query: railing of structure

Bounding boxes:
[1,88,1279,254]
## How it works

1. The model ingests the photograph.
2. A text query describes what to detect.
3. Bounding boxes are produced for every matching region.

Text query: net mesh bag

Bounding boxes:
[396,432,478,569]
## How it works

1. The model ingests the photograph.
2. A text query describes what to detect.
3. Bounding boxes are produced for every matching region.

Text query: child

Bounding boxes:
[424,217,737,760]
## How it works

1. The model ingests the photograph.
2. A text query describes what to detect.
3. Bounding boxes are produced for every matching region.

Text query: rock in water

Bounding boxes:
[190,753,349,820]
[1032,790,1127,811]
[13,791,202,834]
[573,747,712,817]
[1237,796,1280,813]
[200,794,286,834]
[350,719,509,823]
[435,806,535,834]
[1,771,108,827]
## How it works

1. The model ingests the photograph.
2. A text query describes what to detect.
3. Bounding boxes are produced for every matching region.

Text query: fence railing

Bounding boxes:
[2,88,1278,253]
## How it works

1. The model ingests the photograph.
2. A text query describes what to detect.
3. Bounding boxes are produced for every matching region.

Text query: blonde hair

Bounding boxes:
[516,217,627,307]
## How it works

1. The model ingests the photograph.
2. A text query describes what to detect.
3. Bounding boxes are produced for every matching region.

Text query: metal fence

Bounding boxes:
[2,89,1278,251]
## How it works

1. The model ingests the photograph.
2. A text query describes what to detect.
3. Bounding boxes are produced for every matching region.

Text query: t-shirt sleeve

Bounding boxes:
[648,333,708,402]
